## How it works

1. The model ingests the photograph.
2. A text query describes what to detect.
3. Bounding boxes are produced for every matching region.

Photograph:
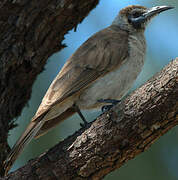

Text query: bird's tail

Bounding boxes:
[3,120,44,176]
[34,107,76,138]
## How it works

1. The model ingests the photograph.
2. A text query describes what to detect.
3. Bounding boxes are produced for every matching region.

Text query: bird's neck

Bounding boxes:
[112,15,130,31]
[128,30,146,66]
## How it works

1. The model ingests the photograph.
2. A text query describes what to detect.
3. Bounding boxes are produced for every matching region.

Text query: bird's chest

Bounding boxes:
[77,33,146,109]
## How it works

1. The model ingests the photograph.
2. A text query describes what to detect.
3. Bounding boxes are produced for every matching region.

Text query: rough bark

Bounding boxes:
[0,0,100,175]
[1,59,177,179]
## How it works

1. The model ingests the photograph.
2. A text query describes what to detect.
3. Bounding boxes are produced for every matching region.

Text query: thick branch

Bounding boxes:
[2,59,177,179]
[0,0,99,174]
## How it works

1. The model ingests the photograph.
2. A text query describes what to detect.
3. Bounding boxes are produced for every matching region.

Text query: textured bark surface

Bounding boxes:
[1,59,177,179]
[0,0,99,175]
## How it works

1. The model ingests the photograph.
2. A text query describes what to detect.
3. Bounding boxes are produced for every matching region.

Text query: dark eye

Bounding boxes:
[132,12,142,18]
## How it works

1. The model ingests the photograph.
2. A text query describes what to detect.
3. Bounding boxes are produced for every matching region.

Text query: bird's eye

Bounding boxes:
[128,10,144,26]
[132,12,142,18]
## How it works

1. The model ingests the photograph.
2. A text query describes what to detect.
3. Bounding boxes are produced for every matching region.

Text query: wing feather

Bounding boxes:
[34,25,129,120]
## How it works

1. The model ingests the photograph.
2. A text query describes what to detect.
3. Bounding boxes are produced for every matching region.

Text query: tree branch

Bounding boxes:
[1,59,177,179]
[0,0,100,175]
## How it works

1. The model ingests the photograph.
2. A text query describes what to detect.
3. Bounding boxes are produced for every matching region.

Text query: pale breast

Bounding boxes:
[77,32,146,109]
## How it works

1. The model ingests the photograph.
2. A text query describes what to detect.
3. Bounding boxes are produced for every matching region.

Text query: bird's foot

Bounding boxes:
[98,99,121,112]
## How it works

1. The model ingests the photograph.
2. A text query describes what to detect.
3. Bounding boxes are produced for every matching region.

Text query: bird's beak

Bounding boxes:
[143,6,174,19]
[129,6,174,28]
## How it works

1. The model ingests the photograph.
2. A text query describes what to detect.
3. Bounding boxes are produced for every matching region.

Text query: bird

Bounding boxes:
[4,5,173,175]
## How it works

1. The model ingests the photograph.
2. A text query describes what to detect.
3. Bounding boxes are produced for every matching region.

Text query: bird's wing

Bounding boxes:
[33,25,129,120]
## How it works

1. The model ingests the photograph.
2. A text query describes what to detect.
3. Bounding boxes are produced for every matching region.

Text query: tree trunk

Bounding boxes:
[1,59,177,179]
[0,0,99,176]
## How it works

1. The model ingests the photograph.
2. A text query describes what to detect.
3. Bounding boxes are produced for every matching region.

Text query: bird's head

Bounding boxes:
[112,5,173,32]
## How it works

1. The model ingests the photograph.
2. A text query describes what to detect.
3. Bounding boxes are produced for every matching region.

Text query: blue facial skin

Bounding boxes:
[129,15,146,29]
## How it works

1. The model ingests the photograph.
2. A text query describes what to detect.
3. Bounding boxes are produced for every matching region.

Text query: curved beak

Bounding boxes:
[129,6,174,28]
[143,6,174,19]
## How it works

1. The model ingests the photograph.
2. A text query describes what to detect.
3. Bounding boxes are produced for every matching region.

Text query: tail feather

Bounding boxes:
[4,120,44,176]
[3,107,76,175]
[35,107,76,138]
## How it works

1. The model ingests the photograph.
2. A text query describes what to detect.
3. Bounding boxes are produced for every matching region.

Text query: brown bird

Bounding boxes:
[4,5,173,175]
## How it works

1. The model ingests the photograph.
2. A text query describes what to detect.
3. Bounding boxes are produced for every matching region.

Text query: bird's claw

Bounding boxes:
[98,99,121,112]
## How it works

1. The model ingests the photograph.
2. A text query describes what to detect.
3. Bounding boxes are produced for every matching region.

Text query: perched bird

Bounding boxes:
[4,5,173,175]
